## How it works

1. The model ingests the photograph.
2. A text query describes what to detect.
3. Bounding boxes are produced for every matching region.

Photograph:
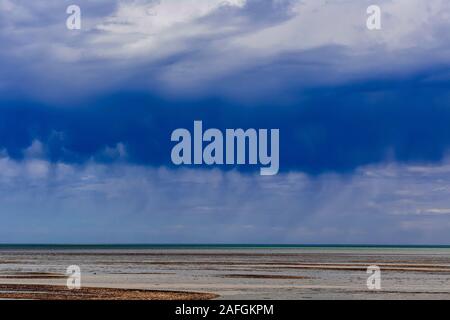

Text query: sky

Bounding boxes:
[0,0,450,244]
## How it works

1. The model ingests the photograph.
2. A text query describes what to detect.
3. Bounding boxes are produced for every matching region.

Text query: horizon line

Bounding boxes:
[0,243,449,248]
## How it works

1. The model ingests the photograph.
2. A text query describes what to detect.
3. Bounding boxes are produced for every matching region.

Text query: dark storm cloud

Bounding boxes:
[1,68,450,174]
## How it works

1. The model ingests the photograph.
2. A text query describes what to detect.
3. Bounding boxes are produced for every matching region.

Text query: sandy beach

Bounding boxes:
[0,246,449,300]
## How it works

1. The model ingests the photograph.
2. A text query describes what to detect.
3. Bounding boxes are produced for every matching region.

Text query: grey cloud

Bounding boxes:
[1,153,450,244]
[2,0,450,102]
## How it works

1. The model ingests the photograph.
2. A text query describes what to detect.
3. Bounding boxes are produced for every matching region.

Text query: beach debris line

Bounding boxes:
[0,284,219,300]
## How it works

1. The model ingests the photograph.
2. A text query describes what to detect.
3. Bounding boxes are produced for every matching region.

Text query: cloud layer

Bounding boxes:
[1,0,449,175]
[1,154,450,244]
[1,0,450,101]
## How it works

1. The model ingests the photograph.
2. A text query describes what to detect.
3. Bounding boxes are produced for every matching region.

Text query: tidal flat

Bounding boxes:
[0,246,449,300]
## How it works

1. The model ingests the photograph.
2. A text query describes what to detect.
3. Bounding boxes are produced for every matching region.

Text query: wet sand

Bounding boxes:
[0,272,66,279]
[0,246,449,299]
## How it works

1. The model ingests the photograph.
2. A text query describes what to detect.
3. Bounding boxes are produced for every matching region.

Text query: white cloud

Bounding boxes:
[1,150,450,243]
[418,208,450,215]
[2,0,450,102]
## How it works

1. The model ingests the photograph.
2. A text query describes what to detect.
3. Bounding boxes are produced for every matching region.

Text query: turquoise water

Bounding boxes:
[0,244,449,249]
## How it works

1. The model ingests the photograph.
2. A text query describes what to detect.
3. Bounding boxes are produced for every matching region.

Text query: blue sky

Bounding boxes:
[1,0,450,244]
